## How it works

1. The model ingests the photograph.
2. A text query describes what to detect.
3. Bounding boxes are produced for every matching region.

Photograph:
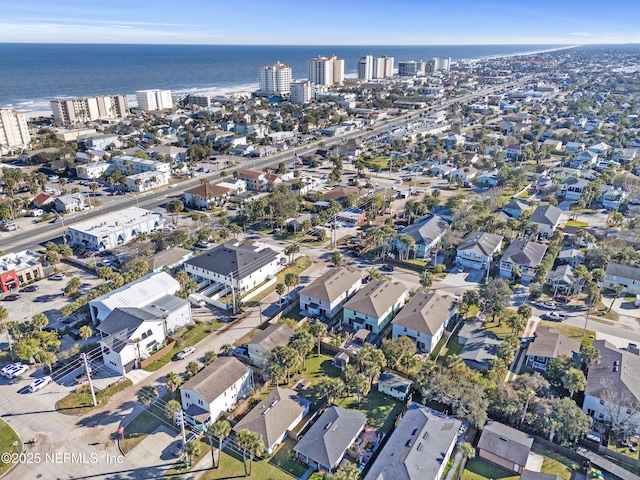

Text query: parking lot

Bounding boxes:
[0,264,103,326]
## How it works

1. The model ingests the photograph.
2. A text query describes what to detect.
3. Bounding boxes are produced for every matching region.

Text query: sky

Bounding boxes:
[1,0,639,45]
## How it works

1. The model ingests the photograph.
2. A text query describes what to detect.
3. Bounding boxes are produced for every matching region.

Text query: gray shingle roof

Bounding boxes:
[233,387,310,450]
[585,340,640,403]
[343,279,407,318]
[364,403,461,480]
[248,323,295,351]
[378,372,412,395]
[400,214,448,247]
[605,263,640,282]
[527,326,580,360]
[185,240,278,279]
[478,421,534,466]
[457,231,504,257]
[98,307,158,337]
[500,240,547,268]
[392,291,455,336]
[300,267,362,304]
[181,357,251,404]
[529,205,562,227]
[293,405,366,470]
[458,319,501,370]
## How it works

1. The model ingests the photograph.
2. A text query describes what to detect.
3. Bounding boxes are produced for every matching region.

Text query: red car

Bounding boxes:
[555,295,573,304]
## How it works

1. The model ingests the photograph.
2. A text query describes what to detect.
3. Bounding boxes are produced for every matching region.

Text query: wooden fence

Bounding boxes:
[139,338,176,369]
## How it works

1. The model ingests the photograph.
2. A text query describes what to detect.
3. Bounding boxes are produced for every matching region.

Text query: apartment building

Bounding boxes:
[51,95,129,124]
[258,61,292,96]
[135,89,173,111]
[290,81,314,104]
[0,109,31,154]
[308,55,344,86]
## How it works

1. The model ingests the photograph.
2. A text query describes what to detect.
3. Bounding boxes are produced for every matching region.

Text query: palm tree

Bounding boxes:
[31,313,48,331]
[284,273,299,295]
[331,250,343,266]
[235,429,264,476]
[309,321,327,356]
[137,385,158,407]
[207,419,231,469]
[165,371,182,397]
[275,283,286,305]
[183,440,201,467]
[164,399,182,423]
[459,442,476,461]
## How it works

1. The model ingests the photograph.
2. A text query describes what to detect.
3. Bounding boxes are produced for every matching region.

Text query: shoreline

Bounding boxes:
[5,44,579,118]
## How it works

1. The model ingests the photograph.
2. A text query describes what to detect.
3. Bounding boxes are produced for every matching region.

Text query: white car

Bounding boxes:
[177,347,196,360]
[7,364,29,379]
[539,301,557,310]
[1,363,22,377]
[277,295,292,307]
[29,376,53,392]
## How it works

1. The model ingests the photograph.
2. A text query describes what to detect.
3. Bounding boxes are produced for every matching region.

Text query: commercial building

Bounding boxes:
[51,95,128,124]
[398,60,426,76]
[0,250,43,292]
[427,57,451,72]
[308,55,344,86]
[135,89,173,111]
[374,56,394,79]
[290,81,314,104]
[258,61,292,96]
[0,109,31,154]
[67,207,164,251]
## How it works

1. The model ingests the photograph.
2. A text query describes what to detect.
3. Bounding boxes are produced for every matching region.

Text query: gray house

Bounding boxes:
[458,319,501,370]
[54,193,87,213]
[247,323,295,367]
[529,204,563,238]
[364,404,462,480]
[478,421,534,473]
[293,405,366,473]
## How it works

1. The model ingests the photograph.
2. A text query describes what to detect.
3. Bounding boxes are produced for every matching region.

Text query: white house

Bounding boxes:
[583,340,640,433]
[604,263,640,295]
[456,231,504,271]
[54,193,86,213]
[232,387,310,454]
[183,183,231,209]
[247,323,295,367]
[499,240,547,282]
[343,279,408,335]
[76,162,110,180]
[180,357,253,427]
[529,204,563,238]
[67,207,164,251]
[377,371,413,401]
[557,177,589,201]
[184,241,280,295]
[392,291,456,354]
[598,185,627,210]
[125,170,170,192]
[299,267,362,319]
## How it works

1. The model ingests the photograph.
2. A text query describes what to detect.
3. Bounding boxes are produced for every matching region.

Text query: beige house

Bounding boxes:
[299,267,362,319]
[478,421,533,473]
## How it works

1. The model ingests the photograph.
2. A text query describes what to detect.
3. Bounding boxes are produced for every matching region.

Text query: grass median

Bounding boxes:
[56,379,133,415]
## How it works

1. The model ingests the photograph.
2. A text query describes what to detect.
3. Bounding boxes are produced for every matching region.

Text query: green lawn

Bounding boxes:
[246,256,312,304]
[461,458,519,480]
[484,320,513,339]
[362,156,390,171]
[269,437,309,478]
[533,445,576,480]
[565,220,589,228]
[0,419,21,476]
[144,321,222,371]
[56,379,133,415]
[538,321,596,348]
[335,389,404,434]
[438,327,464,361]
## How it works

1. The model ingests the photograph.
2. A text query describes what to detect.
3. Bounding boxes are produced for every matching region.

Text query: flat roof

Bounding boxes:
[69,207,162,237]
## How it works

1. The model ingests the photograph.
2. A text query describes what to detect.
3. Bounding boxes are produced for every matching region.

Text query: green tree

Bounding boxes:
[183,440,201,467]
[309,321,328,355]
[137,385,158,406]
[332,250,343,266]
[37,350,57,373]
[459,442,476,461]
[203,350,218,366]
[355,343,386,385]
[326,462,361,480]
[79,325,92,340]
[164,399,182,422]
[561,368,586,399]
[235,429,264,476]
[185,361,202,379]
[284,272,300,295]
[208,419,231,469]
[31,313,48,332]
[165,371,183,397]
[479,278,512,322]
[317,377,345,404]
[275,282,286,305]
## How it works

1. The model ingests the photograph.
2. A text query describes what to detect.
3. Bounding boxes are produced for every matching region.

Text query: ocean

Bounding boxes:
[0,43,569,114]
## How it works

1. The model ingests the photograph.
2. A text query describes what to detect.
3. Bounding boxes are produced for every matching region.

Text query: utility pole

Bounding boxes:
[82,353,97,407]
[258,299,263,325]
[179,408,189,468]
[230,272,236,315]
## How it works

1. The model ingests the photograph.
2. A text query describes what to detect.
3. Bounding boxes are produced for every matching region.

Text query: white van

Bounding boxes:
[30,209,44,217]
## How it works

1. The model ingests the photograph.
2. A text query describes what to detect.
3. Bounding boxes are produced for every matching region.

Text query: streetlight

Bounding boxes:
[125,191,140,208]
[53,211,67,245]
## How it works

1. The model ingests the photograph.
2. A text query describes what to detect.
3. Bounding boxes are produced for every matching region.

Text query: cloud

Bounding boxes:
[567,32,596,37]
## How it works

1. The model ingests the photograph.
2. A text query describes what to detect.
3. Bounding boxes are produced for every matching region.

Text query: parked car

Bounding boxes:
[542,312,566,322]
[19,285,39,292]
[1,363,23,377]
[554,295,573,304]
[50,273,65,281]
[7,364,29,379]
[29,376,53,392]
[196,241,211,249]
[277,295,291,307]
[380,264,395,272]
[538,301,557,310]
[3,294,20,301]
[176,347,196,360]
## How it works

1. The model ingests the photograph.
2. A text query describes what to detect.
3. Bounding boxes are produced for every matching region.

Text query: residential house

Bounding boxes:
[31,193,54,208]
[506,144,522,158]
[146,247,193,273]
[501,200,530,219]
[392,291,456,354]
[247,323,295,367]
[323,186,361,205]
[583,340,640,431]
[183,183,231,209]
[342,279,409,335]
[232,387,310,454]
[146,144,188,164]
[598,185,626,210]
[299,267,362,319]
[377,371,413,401]
[394,214,449,259]
[293,405,366,473]
[363,404,462,480]
[557,247,584,268]
[557,177,589,201]
[98,298,189,375]
[180,357,253,427]
[54,193,86,213]
[429,163,457,177]
[478,421,534,473]
[76,162,110,180]
[337,208,366,226]
[238,169,268,191]
[529,204,563,237]
[545,265,579,294]
[476,169,500,186]
[444,134,465,149]
[604,263,640,295]
[456,231,504,271]
[184,241,280,295]
[543,139,563,151]
[525,326,580,372]
[458,319,501,370]
[499,240,547,281]
[589,142,611,155]
[571,150,598,169]
[565,142,586,153]
[451,166,478,181]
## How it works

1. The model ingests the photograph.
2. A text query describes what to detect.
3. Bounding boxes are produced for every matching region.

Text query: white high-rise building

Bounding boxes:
[358,55,373,81]
[136,89,173,111]
[308,55,344,86]
[51,95,129,124]
[290,81,314,104]
[373,56,394,79]
[428,57,451,72]
[0,109,31,154]
[258,61,292,96]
